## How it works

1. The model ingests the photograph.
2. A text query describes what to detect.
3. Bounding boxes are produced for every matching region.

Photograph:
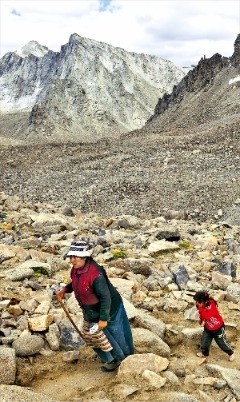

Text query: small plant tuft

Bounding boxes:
[179,241,191,249]
[152,249,179,257]
[32,266,49,277]
[110,249,127,260]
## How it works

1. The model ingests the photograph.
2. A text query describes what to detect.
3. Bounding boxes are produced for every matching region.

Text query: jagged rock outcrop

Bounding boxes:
[148,53,229,119]
[0,33,186,142]
[231,33,240,66]
[147,33,240,127]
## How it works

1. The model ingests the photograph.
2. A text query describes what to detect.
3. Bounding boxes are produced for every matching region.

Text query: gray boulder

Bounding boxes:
[171,265,190,290]
[12,334,44,356]
[0,347,16,384]
[59,319,85,350]
[206,364,240,399]
[132,327,170,357]
[0,385,58,402]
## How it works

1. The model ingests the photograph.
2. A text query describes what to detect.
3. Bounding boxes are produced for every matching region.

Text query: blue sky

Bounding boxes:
[1,0,239,66]
[99,0,112,12]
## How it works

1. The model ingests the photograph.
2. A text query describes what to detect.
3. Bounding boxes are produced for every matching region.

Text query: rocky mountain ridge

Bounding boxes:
[146,33,240,130]
[0,33,186,142]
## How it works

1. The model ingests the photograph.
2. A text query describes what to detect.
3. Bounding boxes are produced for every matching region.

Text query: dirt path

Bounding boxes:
[29,349,116,402]
[16,304,239,401]
[28,327,240,402]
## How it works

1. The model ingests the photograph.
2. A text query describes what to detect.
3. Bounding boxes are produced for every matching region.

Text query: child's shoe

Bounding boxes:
[229,353,235,361]
[196,352,208,359]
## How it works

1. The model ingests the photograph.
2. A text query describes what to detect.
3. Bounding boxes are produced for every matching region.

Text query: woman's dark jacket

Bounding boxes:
[64,257,122,322]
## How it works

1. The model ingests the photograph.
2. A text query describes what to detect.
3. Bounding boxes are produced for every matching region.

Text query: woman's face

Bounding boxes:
[70,256,86,269]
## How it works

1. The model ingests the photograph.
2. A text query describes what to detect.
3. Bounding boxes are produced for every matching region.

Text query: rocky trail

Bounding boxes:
[29,318,240,402]
[0,193,240,401]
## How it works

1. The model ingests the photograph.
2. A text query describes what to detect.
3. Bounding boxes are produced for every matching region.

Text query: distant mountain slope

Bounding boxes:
[0,33,186,142]
[144,34,240,135]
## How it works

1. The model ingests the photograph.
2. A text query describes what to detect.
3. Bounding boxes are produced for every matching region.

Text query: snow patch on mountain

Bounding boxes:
[16,40,49,58]
[229,76,240,85]
[0,79,43,111]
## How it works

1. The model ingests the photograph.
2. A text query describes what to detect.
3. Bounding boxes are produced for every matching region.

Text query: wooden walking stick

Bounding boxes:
[58,297,83,338]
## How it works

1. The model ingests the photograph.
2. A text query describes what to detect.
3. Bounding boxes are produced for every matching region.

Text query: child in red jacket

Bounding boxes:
[194,291,235,361]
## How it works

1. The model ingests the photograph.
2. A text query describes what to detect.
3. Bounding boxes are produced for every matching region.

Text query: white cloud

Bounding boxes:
[0,0,239,66]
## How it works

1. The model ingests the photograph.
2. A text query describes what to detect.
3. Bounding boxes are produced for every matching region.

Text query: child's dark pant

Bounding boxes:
[201,325,234,356]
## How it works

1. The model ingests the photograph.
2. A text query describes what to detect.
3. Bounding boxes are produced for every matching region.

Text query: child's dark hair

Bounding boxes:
[193,291,217,305]
[193,291,209,303]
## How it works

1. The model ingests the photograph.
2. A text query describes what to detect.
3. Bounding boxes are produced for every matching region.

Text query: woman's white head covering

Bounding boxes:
[66,241,92,257]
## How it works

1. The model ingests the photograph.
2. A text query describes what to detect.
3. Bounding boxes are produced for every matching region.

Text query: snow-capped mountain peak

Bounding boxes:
[15,40,49,58]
